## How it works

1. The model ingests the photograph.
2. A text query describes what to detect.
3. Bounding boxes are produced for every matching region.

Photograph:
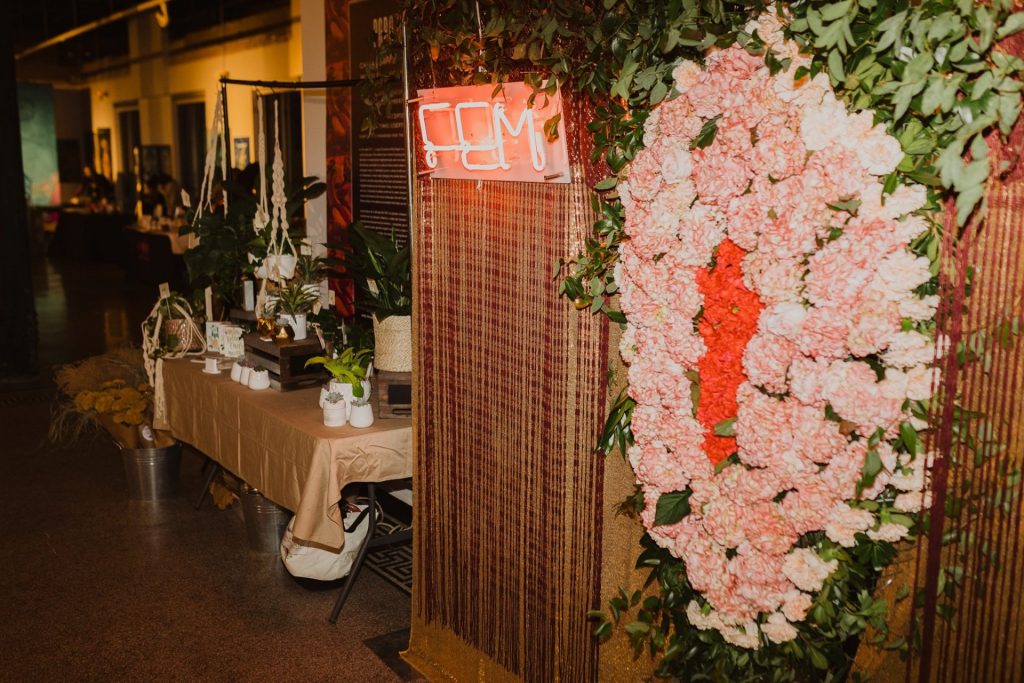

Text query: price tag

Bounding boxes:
[204,287,213,320]
[328,289,336,306]
[158,282,171,299]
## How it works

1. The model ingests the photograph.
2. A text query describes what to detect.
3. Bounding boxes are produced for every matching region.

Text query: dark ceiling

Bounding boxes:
[12,0,288,66]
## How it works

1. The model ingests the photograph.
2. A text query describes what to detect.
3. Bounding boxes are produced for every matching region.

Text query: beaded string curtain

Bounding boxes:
[913,145,1024,683]
[402,172,608,681]
[853,108,1024,683]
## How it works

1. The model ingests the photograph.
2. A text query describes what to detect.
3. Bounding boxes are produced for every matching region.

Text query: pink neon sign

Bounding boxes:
[416,82,571,184]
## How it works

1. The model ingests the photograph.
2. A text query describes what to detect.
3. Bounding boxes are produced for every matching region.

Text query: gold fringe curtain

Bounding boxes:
[403,173,609,682]
[856,144,1024,683]
[913,175,1024,683]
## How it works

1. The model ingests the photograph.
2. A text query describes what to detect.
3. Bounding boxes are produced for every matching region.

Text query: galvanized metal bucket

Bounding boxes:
[120,443,182,500]
[241,489,291,553]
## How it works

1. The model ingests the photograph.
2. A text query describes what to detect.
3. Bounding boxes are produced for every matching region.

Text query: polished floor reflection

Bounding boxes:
[0,257,413,681]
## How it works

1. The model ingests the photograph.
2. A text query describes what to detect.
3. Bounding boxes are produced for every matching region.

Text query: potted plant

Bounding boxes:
[274,282,318,341]
[50,350,181,500]
[322,391,346,427]
[306,347,372,414]
[340,222,411,372]
[238,359,255,385]
[295,249,328,299]
[150,292,203,353]
[348,396,374,429]
[248,365,271,390]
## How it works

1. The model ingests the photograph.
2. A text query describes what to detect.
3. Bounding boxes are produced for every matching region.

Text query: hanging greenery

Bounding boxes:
[381,0,1024,679]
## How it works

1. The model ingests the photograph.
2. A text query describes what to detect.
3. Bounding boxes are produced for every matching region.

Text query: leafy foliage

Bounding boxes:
[382,0,1024,678]
[305,347,372,397]
[332,222,412,320]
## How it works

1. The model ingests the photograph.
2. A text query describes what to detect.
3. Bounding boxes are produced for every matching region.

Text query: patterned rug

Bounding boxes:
[364,518,412,596]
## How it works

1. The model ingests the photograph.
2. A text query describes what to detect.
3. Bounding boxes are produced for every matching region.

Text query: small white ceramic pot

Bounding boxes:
[230,362,243,382]
[248,369,271,390]
[323,401,347,427]
[319,380,346,408]
[349,403,374,429]
[239,366,252,385]
[338,381,371,418]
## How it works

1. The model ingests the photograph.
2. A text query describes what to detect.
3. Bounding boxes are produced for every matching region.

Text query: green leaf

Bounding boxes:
[998,12,1024,39]
[821,0,852,22]
[654,490,692,526]
[828,49,846,82]
[689,115,721,150]
[594,177,618,191]
[900,421,920,454]
[713,417,736,437]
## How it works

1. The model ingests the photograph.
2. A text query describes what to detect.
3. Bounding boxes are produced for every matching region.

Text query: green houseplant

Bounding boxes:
[274,282,319,341]
[307,347,372,420]
[338,222,411,372]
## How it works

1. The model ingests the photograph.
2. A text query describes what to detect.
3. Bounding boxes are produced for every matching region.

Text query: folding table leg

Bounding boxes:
[194,460,221,510]
[328,483,377,624]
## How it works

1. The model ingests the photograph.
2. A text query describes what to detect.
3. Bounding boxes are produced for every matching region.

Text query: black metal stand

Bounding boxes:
[194,460,221,510]
[327,481,413,624]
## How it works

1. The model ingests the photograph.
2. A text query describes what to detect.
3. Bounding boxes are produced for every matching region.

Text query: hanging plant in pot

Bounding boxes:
[273,282,318,342]
[306,347,372,416]
[339,222,411,372]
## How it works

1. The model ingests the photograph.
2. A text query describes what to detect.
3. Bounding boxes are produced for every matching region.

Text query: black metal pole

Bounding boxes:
[219,77,362,89]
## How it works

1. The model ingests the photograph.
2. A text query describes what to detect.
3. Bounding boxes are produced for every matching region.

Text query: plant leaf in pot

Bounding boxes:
[305,347,372,397]
[328,222,411,320]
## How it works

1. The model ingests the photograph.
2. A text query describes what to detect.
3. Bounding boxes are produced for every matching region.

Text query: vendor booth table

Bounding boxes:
[157,358,412,615]
[48,210,134,261]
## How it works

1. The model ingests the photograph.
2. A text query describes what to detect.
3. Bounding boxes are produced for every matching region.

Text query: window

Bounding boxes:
[176,101,207,199]
[256,91,303,192]
[116,108,140,212]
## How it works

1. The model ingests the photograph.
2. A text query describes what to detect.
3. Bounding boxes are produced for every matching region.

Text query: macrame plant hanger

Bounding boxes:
[191,88,229,223]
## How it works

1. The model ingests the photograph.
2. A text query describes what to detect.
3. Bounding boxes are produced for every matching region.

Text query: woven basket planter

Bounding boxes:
[373,314,412,372]
[162,318,203,352]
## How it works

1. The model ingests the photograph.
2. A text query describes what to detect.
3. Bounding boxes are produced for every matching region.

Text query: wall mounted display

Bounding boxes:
[17,82,60,206]
[350,0,409,246]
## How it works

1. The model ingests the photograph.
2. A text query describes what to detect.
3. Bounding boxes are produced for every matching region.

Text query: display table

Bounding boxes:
[48,210,134,261]
[158,358,412,551]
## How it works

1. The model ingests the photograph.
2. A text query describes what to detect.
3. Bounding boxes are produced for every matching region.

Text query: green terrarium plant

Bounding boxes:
[305,347,372,397]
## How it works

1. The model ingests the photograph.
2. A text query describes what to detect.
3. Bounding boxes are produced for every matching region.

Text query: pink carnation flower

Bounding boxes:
[782,548,838,593]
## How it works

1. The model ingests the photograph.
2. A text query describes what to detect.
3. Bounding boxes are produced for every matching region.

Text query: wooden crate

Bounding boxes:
[372,370,412,418]
[244,334,325,391]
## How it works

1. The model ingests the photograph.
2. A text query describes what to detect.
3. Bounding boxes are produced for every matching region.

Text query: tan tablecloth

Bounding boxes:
[159,358,412,550]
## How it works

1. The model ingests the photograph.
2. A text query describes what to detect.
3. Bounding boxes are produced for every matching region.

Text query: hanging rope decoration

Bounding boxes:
[192,89,229,224]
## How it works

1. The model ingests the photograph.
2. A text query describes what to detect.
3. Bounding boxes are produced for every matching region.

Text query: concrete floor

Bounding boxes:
[0,257,414,682]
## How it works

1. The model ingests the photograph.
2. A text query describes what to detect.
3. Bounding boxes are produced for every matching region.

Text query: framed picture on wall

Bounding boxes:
[96,128,113,180]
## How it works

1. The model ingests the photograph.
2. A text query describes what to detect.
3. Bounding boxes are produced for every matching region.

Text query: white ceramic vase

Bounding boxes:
[323,401,347,427]
[239,366,252,385]
[248,369,271,390]
[230,362,243,382]
[286,313,307,341]
[349,403,374,428]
